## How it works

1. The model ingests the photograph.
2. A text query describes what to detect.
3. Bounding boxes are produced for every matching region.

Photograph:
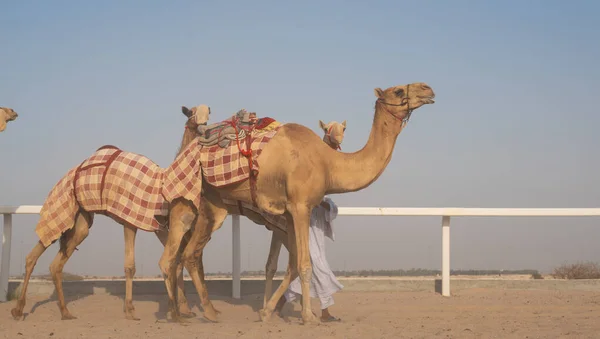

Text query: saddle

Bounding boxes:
[197,109,276,148]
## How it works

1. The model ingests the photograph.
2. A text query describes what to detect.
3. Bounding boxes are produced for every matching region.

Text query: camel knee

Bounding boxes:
[266,267,277,279]
[181,252,198,269]
[49,262,61,277]
[25,254,39,272]
[299,266,312,283]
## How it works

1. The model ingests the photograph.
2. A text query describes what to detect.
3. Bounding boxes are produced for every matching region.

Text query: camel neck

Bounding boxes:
[326,103,405,193]
[176,127,198,158]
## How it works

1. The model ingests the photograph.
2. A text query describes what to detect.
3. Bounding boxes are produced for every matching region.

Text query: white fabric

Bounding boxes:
[284,196,343,309]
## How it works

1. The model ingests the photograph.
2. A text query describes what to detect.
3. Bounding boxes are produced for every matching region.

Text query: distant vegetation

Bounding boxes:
[551,261,600,280]
[17,263,600,280]
[203,268,543,277]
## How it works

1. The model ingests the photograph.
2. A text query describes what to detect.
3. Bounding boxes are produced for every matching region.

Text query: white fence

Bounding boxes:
[2,205,600,302]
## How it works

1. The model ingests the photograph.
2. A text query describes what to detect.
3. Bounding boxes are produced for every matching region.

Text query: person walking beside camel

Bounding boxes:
[275,196,343,322]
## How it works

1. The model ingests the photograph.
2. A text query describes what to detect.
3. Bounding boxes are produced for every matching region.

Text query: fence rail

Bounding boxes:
[2,205,600,302]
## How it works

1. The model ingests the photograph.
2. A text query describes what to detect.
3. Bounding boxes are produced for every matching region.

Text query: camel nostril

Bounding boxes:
[422,85,431,90]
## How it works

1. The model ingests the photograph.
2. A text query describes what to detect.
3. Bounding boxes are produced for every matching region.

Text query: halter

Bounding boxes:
[325,125,342,150]
[185,110,209,129]
[376,84,414,126]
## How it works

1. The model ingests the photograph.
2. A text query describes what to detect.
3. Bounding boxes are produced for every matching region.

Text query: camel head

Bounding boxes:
[181,104,210,130]
[374,82,435,125]
[0,107,18,132]
[319,120,346,150]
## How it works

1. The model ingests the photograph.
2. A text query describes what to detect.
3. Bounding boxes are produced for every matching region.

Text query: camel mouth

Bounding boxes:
[418,95,435,104]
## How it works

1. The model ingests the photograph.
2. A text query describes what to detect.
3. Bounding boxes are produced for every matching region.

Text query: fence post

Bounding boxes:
[1,214,13,302]
[232,215,241,299]
[441,215,451,297]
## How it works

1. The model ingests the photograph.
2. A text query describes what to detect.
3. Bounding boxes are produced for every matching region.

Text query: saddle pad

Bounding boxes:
[222,198,288,233]
[199,123,282,187]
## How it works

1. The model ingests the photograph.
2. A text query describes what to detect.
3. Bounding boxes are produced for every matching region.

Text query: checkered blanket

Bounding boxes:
[35,143,203,248]
[199,119,282,187]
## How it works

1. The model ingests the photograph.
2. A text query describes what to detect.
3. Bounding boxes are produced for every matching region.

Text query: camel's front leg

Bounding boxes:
[288,205,317,324]
[123,224,139,320]
[264,230,284,309]
[158,202,196,323]
[182,200,228,322]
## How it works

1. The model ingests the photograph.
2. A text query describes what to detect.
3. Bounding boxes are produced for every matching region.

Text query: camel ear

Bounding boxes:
[374,88,384,99]
[319,120,327,131]
[341,120,346,129]
[182,106,192,118]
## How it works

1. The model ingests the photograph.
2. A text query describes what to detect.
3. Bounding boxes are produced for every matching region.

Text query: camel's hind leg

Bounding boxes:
[50,211,92,320]
[181,199,228,322]
[155,230,196,318]
[260,228,298,322]
[264,230,285,309]
[11,241,49,320]
[123,224,140,320]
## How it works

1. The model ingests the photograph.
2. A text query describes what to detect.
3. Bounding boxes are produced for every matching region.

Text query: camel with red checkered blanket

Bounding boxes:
[11,105,210,321]
[158,82,436,325]
[1,107,18,132]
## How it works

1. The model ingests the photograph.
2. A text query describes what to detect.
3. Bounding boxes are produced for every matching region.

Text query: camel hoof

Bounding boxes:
[125,314,140,321]
[259,308,272,322]
[180,311,196,318]
[175,317,190,326]
[61,313,77,320]
[11,308,23,320]
[301,312,319,325]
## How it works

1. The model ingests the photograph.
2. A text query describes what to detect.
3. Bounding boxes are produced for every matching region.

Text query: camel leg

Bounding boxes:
[158,200,196,322]
[288,204,317,324]
[155,230,196,318]
[50,211,92,320]
[181,200,227,322]
[263,230,284,309]
[11,241,49,320]
[123,224,139,320]
[260,228,298,322]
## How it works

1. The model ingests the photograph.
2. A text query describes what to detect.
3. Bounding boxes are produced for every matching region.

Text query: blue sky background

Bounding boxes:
[1,0,599,276]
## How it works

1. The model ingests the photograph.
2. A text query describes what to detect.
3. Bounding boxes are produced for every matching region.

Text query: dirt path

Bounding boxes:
[1,289,599,338]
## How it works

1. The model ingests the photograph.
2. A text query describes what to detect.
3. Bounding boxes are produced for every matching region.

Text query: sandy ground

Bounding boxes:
[1,289,600,339]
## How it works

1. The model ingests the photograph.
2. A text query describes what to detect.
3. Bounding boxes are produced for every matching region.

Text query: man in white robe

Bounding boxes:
[275,196,343,322]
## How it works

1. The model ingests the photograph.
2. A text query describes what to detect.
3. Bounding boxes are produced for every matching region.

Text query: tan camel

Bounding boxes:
[263,119,347,309]
[0,107,18,132]
[157,82,435,324]
[11,105,210,321]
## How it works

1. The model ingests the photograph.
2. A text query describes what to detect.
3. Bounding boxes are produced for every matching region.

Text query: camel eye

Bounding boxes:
[394,89,405,97]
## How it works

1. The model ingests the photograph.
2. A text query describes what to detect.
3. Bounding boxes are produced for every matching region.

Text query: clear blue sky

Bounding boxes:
[2,0,599,276]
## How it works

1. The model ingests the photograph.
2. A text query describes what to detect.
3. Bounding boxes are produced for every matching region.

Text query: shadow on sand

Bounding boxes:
[7,278,303,321]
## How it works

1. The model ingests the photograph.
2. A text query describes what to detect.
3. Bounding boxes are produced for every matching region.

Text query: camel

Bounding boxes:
[157,82,435,324]
[0,107,18,132]
[11,105,211,321]
[263,119,347,309]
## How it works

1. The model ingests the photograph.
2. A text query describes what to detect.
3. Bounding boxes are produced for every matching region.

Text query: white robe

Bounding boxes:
[285,196,344,309]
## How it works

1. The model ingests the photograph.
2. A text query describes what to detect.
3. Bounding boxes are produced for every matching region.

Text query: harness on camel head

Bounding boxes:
[376,84,414,127]
[325,125,342,150]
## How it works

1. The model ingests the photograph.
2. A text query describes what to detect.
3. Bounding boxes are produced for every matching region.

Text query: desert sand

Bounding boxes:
[1,288,600,338]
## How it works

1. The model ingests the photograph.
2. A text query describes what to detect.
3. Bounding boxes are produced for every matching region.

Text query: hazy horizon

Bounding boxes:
[2,0,599,278]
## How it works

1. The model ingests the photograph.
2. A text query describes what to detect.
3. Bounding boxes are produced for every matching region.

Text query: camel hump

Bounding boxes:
[96,145,121,152]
